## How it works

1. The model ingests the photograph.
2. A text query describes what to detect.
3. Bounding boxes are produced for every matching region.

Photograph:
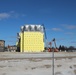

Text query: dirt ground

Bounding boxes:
[0,52,76,75]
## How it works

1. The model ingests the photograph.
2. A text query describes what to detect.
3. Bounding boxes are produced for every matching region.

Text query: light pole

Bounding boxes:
[52,38,56,75]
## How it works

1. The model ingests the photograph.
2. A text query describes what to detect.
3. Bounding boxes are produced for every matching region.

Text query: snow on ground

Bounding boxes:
[0,52,76,75]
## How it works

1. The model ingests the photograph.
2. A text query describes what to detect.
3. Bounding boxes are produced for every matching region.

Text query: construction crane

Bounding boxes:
[42,24,49,51]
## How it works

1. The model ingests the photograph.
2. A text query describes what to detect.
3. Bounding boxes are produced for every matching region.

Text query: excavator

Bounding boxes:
[48,39,59,52]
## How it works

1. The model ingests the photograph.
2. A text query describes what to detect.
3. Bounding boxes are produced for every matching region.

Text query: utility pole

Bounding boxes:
[52,38,56,75]
[52,45,54,75]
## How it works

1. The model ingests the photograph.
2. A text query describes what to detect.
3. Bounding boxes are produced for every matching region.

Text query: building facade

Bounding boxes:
[0,40,5,52]
[0,40,5,47]
[17,25,44,52]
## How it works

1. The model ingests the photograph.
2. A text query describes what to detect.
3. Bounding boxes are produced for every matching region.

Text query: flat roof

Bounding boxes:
[0,40,5,42]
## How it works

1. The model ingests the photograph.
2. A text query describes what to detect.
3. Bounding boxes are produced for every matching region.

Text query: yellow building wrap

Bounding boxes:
[20,32,24,52]
[20,32,44,52]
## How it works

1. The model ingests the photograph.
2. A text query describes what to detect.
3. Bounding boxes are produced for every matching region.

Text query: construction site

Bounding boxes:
[0,24,76,75]
[0,24,76,52]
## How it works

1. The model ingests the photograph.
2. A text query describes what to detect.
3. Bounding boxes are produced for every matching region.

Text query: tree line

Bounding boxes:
[58,45,76,52]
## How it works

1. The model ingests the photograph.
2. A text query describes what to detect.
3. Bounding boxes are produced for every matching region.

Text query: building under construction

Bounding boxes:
[17,24,44,52]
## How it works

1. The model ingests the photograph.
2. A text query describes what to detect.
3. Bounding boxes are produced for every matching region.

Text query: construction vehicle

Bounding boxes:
[48,48,59,52]
[48,39,59,52]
